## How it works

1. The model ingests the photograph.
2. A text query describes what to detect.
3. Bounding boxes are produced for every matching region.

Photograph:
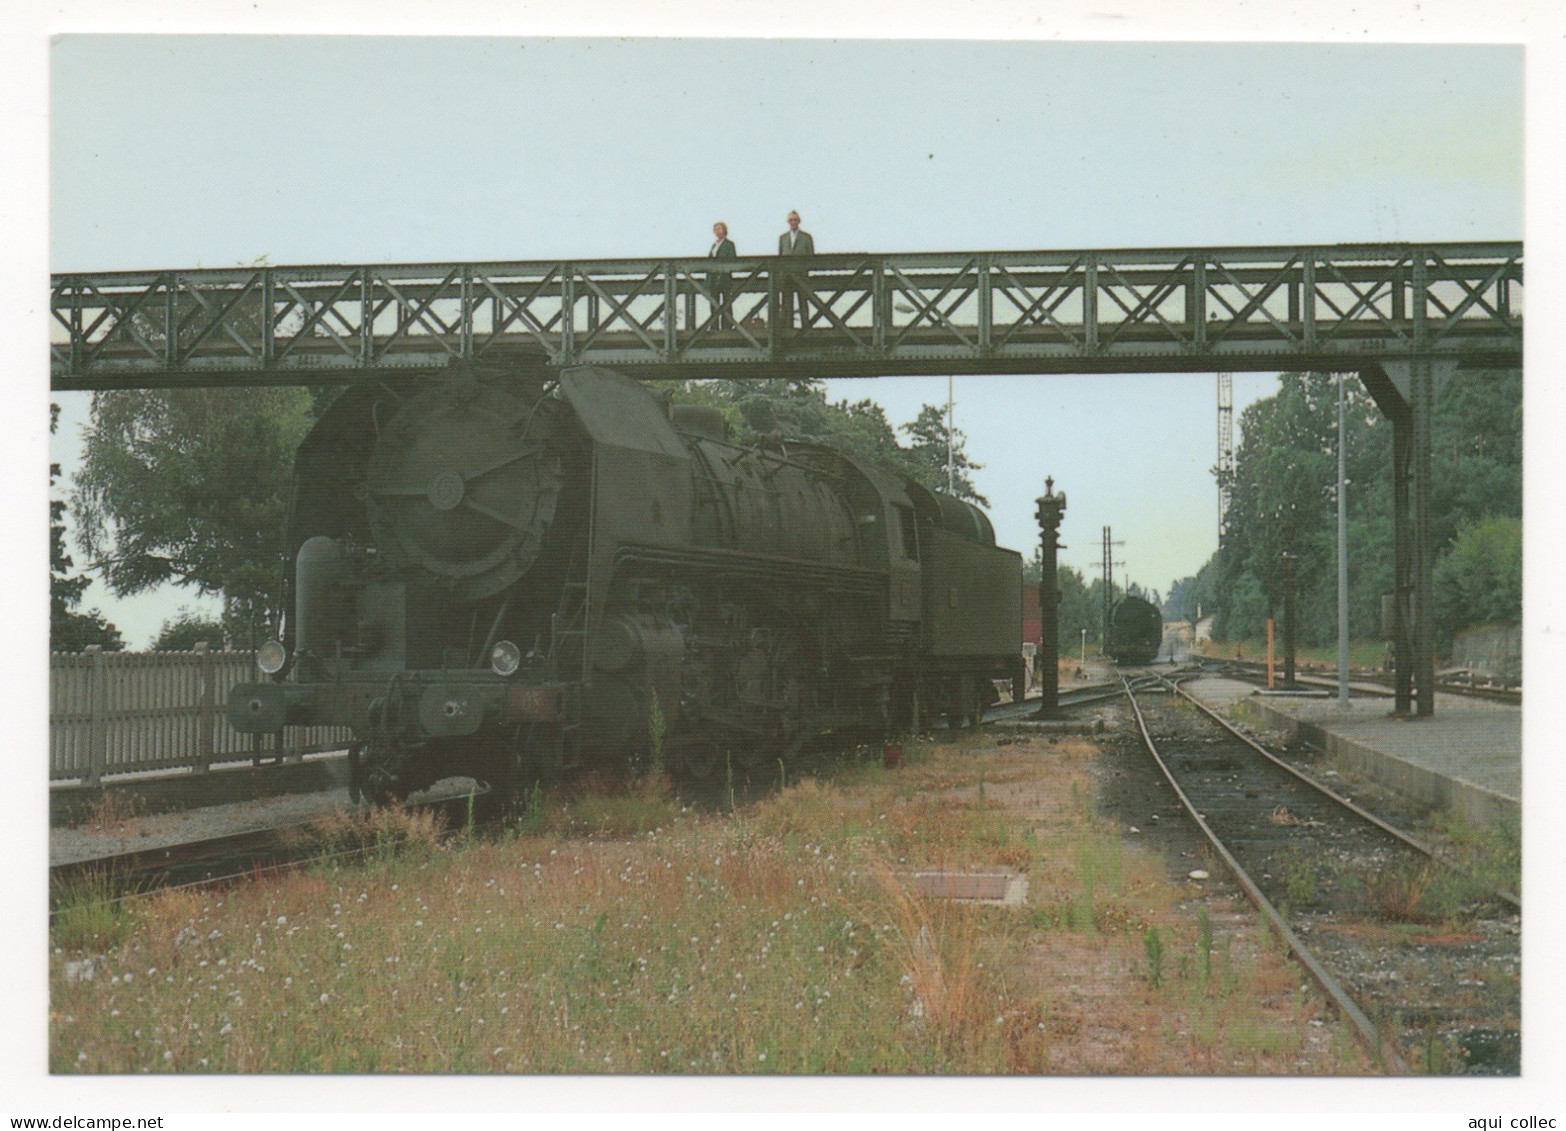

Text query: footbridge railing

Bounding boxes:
[51,242,1522,389]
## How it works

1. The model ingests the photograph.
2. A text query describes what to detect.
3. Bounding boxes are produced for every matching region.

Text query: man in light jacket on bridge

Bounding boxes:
[777,210,815,333]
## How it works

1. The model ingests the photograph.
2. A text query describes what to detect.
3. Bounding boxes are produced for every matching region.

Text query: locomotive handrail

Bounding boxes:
[51,242,1521,389]
[611,544,889,591]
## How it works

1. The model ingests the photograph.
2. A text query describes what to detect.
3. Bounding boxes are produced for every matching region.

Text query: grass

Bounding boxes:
[1359,862,1440,922]
[1197,638,1391,672]
[51,867,139,953]
[1429,811,1521,898]
[51,734,1373,1075]
[282,803,447,859]
[77,788,144,833]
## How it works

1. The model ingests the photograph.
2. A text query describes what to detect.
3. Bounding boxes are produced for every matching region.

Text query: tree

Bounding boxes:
[71,387,315,639]
[151,610,230,652]
[1164,576,1199,621]
[1196,368,1520,651]
[898,403,988,506]
[1433,515,1522,644]
[51,404,123,653]
[1055,564,1098,654]
[664,379,981,500]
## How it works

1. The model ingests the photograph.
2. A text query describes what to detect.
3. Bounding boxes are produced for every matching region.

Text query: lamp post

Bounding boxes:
[1337,371,1351,709]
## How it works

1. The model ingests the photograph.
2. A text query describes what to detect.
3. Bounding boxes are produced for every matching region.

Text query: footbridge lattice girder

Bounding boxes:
[48,241,1522,722]
[51,242,1521,390]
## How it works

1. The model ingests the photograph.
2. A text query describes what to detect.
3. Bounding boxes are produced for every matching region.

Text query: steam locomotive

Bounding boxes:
[228,366,1023,803]
[1106,595,1165,666]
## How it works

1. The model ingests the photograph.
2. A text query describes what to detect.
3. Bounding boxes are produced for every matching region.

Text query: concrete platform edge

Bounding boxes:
[50,755,351,828]
[1238,699,1519,834]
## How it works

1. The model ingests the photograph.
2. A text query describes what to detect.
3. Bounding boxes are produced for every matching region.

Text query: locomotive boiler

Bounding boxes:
[228,366,1023,803]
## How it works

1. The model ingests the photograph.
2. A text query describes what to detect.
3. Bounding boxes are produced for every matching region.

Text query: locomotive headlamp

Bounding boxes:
[490,640,522,677]
[256,639,289,676]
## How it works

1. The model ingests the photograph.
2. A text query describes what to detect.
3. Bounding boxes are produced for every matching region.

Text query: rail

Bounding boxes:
[51,242,1522,389]
[1120,672,1408,1071]
[50,647,351,784]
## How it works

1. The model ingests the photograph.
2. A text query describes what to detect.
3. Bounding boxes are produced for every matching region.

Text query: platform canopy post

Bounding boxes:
[1360,354,1458,718]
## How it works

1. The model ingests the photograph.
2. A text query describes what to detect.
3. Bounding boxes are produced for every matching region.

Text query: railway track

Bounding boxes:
[1197,657,1521,706]
[985,681,1125,721]
[1118,670,1520,1074]
[52,683,1106,904]
[53,668,1520,1072]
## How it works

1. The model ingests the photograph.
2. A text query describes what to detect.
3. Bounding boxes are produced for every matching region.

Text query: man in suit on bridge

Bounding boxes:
[777,210,815,334]
[707,221,736,329]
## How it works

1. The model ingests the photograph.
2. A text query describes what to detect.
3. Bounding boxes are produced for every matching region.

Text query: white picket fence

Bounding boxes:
[50,647,353,784]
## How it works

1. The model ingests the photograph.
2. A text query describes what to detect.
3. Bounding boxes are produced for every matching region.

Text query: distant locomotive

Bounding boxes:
[1106,595,1164,665]
[229,366,1023,802]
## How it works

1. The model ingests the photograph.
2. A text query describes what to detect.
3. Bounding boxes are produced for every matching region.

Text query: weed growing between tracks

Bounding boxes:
[50,735,1371,1074]
[1430,811,1521,899]
[51,866,139,953]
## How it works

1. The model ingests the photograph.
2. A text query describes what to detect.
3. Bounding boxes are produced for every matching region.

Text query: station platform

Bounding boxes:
[1182,676,1521,833]
[50,785,355,868]
[48,768,487,868]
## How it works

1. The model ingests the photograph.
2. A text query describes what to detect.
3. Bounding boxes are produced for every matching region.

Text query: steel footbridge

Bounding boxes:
[49,241,1523,720]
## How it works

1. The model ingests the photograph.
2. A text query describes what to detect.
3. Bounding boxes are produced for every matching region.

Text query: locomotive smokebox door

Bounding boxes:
[364,376,564,602]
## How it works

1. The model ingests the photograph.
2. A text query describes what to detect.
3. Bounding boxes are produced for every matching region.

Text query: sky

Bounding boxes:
[12,0,1566,1119]
[45,36,1523,646]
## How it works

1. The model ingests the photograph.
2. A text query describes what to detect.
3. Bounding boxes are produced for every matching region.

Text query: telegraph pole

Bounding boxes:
[1217,372,1235,538]
[1100,526,1124,655]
